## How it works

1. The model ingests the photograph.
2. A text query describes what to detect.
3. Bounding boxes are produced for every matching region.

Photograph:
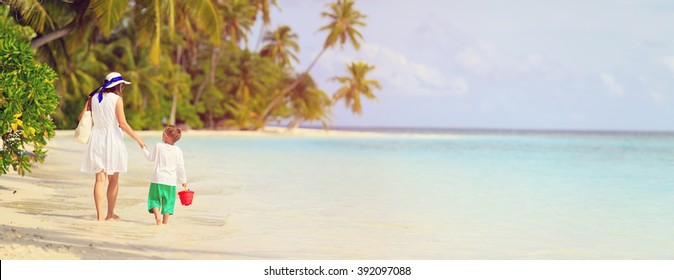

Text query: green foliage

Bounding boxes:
[5,0,57,34]
[251,0,279,25]
[5,0,375,132]
[53,42,107,128]
[215,48,285,129]
[92,0,130,38]
[260,25,300,68]
[287,75,332,128]
[259,0,368,122]
[221,0,255,47]
[0,5,60,175]
[332,61,382,115]
[319,0,366,50]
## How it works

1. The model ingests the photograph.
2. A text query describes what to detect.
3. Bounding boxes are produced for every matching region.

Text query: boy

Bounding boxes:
[142,125,187,225]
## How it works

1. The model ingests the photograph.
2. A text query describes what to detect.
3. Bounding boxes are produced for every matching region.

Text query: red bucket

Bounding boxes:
[178,189,194,206]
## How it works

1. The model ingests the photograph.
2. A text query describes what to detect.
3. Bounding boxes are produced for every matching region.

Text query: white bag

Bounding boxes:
[75,111,92,144]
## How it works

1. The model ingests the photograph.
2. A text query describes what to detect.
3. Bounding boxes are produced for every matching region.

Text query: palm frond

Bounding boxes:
[149,0,161,65]
[166,0,175,40]
[178,0,222,46]
[330,61,381,115]
[91,0,128,37]
[318,0,366,50]
[7,0,56,33]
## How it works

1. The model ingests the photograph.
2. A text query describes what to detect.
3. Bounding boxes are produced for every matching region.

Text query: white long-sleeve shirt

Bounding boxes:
[142,142,187,186]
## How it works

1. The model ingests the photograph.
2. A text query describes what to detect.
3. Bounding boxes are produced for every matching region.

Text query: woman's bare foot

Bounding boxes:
[105,214,120,220]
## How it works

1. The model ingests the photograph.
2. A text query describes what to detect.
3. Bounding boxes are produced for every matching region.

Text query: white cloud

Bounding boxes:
[526,53,543,67]
[318,43,468,96]
[456,47,493,75]
[448,77,469,96]
[412,64,452,89]
[600,73,624,96]
[649,91,665,101]
[455,40,555,79]
[455,40,514,76]
[662,57,674,74]
[639,75,669,102]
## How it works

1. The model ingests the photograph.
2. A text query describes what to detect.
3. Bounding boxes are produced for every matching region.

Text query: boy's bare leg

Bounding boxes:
[105,173,120,220]
[162,213,170,224]
[152,208,162,225]
[94,172,107,221]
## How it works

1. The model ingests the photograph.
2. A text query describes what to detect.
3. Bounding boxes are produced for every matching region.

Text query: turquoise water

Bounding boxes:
[176,130,674,259]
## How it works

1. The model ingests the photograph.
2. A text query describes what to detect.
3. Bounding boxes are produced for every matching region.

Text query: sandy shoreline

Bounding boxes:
[0,127,411,259]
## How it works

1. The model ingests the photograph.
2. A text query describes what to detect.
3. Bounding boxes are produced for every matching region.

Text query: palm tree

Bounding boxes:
[165,63,191,127]
[92,29,174,129]
[53,47,108,128]
[259,25,299,68]
[230,50,258,106]
[218,49,283,129]
[193,0,254,106]
[286,75,332,129]
[221,0,255,48]
[133,0,221,66]
[331,61,381,115]
[7,0,221,68]
[250,0,279,50]
[165,0,221,124]
[259,0,366,124]
[5,0,127,49]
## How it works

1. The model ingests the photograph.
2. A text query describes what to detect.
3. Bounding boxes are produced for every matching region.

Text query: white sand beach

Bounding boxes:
[0,127,391,260]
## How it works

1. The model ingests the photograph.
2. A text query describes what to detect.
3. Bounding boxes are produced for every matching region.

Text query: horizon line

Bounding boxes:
[294,125,674,135]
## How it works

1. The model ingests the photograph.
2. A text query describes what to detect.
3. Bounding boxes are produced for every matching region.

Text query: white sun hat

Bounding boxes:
[104,72,131,88]
[89,72,132,103]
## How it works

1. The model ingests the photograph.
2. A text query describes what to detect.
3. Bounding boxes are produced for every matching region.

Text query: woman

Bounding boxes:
[79,72,145,221]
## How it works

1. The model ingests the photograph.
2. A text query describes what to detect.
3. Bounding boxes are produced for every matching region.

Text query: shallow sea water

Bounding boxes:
[162,130,674,259]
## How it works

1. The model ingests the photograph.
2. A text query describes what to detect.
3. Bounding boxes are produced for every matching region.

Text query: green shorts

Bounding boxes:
[148,183,176,215]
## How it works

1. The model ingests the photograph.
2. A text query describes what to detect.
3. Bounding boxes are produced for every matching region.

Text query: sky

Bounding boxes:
[258,0,674,131]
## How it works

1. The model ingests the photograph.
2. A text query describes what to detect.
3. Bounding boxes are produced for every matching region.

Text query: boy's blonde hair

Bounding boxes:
[164,125,182,144]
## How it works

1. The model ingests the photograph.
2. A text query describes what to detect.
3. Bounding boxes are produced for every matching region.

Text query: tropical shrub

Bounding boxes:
[0,6,60,175]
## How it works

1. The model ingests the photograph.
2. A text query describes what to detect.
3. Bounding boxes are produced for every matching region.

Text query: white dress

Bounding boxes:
[80,93,128,175]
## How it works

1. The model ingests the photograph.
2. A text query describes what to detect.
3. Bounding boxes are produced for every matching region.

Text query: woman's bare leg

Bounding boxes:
[94,171,107,221]
[106,172,120,220]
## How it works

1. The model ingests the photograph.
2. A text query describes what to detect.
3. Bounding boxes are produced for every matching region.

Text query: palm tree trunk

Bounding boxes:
[193,46,219,105]
[254,23,267,51]
[142,94,148,110]
[30,25,74,49]
[287,114,302,129]
[259,47,327,123]
[169,91,178,125]
[169,45,183,126]
[208,111,215,129]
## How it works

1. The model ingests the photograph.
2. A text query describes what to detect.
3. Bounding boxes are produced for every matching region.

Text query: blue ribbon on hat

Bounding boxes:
[88,76,125,103]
